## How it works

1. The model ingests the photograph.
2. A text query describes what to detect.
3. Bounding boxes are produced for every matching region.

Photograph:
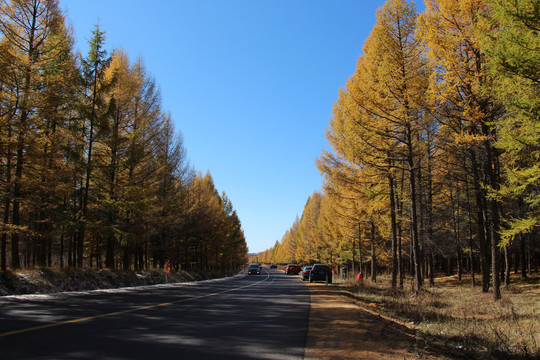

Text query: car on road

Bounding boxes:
[285,264,300,275]
[248,263,261,275]
[300,266,312,281]
[270,264,277,268]
[309,264,332,283]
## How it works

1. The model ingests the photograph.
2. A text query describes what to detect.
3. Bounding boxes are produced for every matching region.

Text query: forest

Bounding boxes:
[251,0,539,301]
[0,0,248,273]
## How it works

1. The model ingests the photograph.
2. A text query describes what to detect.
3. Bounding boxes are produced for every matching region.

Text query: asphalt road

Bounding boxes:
[0,268,310,360]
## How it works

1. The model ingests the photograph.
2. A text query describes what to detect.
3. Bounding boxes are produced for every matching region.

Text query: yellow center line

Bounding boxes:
[0,272,270,338]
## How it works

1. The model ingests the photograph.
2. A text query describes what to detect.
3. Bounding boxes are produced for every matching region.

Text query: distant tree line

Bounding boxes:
[0,0,247,272]
[252,0,539,301]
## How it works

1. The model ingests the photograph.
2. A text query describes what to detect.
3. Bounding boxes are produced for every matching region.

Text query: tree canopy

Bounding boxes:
[0,0,247,272]
[253,0,539,301]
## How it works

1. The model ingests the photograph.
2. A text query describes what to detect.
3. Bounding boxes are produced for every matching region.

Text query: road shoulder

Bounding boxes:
[304,283,443,360]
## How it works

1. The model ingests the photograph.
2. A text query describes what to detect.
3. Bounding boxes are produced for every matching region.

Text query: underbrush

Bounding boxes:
[0,267,230,296]
[338,274,540,359]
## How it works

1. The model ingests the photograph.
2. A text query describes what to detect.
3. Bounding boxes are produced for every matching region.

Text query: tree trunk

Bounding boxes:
[397,168,405,289]
[389,175,398,289]
[123,242,130,270]
[105,233,115,269]
[407,125,422,292]
[483,126,501,300]
[59,225,65,268]
[417,148,426,285]
[451,182,463,281]
[504,246,510,286]
[464,164,477,287]
[470,150,491,292]
[520,234,527,278]
[351,236,356,275]
[10,146,23,269]
[428,250,435,286]
[426,138,435,286]
[370,221,377,283]
[1,123,12,271]
[358,237,363,276]
[1,202,9,271]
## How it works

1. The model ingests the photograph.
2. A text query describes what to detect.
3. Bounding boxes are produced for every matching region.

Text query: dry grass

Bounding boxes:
[338,273,540,359]
[0,267,229,296]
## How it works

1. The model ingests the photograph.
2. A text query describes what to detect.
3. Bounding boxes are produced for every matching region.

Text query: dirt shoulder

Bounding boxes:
[304,283,448,360]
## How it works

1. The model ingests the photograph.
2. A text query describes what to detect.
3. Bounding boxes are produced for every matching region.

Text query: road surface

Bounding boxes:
[0,268,309,359]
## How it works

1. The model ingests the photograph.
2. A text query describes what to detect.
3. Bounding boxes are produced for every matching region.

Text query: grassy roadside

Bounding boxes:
[334,273,539,359]
[0,267,231,296]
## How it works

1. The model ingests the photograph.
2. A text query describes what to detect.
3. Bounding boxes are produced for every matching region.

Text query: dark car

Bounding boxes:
[270,264,277,268]
[285,264,300,275]
[309,264,332,283]
[300,266,312,281]
[248,263,261,275]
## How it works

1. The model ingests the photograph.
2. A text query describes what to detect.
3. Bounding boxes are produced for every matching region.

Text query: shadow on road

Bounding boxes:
[1,270,309,360]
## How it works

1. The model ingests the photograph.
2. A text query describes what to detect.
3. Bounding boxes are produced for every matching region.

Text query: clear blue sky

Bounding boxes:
[60,0,423,254]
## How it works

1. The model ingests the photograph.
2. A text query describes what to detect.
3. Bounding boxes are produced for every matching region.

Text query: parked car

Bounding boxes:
[285,264,300,275]
[309,264,332,283]
[270,264,277,268]
[248,263,261,275]
[300,266,312,281]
